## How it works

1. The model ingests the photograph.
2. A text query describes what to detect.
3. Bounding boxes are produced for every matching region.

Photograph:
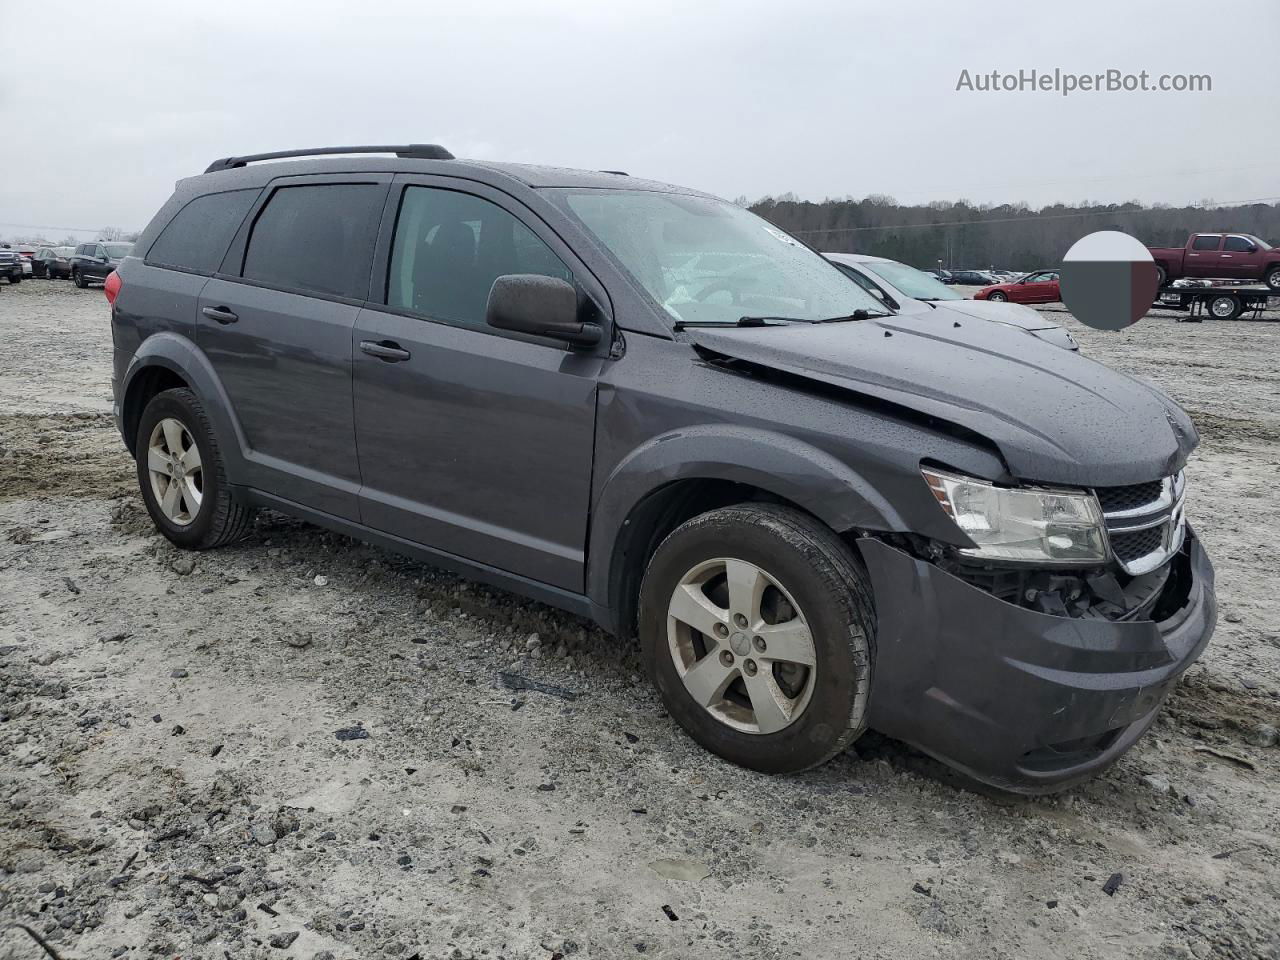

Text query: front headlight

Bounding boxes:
[921,467,1106,565]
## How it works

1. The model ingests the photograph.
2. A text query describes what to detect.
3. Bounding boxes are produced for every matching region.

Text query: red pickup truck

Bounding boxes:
[1148,233,1280,291]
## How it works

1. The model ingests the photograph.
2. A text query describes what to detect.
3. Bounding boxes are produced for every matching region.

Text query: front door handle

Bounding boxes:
[201,306,239,324]
[360,340,411,362]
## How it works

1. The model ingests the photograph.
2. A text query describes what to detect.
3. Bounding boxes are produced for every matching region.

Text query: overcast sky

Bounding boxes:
[1,0,1277,240]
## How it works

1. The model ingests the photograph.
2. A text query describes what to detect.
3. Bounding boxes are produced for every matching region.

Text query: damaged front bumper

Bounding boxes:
[859,528,1216,794]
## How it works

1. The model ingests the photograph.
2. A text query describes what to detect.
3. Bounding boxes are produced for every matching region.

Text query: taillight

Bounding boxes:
[104,270,122,306]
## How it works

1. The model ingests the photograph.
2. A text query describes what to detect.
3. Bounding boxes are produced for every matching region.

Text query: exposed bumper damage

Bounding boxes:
[859,528,1216,794]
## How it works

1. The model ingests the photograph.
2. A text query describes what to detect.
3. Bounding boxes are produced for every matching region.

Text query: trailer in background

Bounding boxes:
[1154,283,1276,322]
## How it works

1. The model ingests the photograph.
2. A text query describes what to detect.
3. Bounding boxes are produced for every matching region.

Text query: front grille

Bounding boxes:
[1109,526,1163,564]
[1095,472,1186,576]
[1095,480,1162,514]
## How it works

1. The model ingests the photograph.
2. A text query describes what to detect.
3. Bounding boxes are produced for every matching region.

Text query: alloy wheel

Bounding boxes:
[147,417,203,526]
[666,557,817,734]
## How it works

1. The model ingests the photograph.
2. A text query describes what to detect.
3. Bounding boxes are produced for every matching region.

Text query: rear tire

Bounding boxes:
[1155,264,1167,289]
[1208,294,1242,320]
[135,388,254,550]
[639,503,875,774]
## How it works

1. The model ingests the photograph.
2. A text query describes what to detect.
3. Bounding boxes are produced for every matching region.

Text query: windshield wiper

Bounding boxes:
[811,309,892,323]
[672,315,799,331]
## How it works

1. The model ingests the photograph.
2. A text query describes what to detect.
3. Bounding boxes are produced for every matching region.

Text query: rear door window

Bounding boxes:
[1191,235,1221,251]
[241,184,384,300]
[146,189,259,274]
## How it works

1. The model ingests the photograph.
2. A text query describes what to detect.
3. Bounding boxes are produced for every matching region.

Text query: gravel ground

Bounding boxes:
[1,278,1277,960]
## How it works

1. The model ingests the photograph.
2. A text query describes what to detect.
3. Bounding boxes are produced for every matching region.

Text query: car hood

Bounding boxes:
[930,298,1059,331]
[689,316,1196,488]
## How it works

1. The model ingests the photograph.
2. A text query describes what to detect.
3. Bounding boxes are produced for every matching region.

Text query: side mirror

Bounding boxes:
[486,274,601,348]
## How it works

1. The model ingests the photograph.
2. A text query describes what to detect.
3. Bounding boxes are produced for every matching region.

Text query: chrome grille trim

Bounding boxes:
[1097,471,1186,576]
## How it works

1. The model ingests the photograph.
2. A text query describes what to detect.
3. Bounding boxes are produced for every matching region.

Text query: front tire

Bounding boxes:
[1265,267,1280,292]
[73,269,86,288]
[987,291,1007,302]
[639,503,875,774]
[135,388,254,550]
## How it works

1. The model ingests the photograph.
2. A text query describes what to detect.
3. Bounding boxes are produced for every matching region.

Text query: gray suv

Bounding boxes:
[110,145,1215,793]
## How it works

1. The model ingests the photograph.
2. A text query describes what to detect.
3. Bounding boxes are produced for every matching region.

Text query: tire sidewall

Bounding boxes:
[1266,268,1280,292]
[639,513,871,773]
[135,390,223,549]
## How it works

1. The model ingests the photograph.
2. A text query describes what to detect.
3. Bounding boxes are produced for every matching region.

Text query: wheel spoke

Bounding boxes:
[724,559,767,624]
[742,669,792,734]
[180,477,202,516]
[161,419,184,456]
[668,582,728,639]
[680,653,736,708]
[179,443,201,472]
[147,447,172,476]
[160,477,181,519]
[755,618,816,666]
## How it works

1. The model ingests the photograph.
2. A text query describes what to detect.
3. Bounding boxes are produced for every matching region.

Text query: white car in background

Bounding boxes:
[823,252,1078,351]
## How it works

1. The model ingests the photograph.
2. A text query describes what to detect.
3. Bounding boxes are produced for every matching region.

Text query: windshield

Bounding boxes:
[552,190,885,325]
[55,247,74,256]
[104,243,133,259]
[859,260,961,301]
[1245,235,1272,250]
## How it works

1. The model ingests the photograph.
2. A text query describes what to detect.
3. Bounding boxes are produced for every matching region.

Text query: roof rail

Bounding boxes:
[203,144,454,174]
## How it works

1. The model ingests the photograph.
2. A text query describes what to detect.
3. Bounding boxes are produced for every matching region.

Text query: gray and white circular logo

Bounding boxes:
[1059,231,1160,331]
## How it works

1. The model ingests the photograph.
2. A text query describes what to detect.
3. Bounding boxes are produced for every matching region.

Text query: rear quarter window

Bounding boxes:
[146,189,260,274]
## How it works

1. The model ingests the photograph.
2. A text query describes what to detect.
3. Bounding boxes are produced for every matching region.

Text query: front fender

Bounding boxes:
[121,332,249,481]
[586,424,907,615]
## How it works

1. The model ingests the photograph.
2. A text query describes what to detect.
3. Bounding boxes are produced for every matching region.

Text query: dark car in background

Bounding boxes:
[948,269,999,286]
[70,241,134,287]
[0,246,23,284]
[34,245,76,279]
[107,144,1215,795]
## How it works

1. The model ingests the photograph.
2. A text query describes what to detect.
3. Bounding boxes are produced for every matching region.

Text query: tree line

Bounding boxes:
[747,195,1280,272]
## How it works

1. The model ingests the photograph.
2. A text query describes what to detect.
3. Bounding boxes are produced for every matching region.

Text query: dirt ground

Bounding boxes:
[0,278,1277,960]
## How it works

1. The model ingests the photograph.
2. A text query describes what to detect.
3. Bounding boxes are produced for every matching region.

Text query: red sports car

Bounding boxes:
[974,269,1060,304]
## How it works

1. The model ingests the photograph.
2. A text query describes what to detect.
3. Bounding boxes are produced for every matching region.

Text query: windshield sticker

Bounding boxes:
[762,226,801,246]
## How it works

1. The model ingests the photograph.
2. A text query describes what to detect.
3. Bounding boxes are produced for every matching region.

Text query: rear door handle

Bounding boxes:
[360,340,411,362]
[201,306,239,324]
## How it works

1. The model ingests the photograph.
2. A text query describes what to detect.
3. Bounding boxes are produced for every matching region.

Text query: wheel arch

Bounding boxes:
[588,426,904,638]
[120,333,248,480]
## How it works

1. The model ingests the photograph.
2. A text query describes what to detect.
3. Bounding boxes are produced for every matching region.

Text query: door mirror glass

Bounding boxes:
[486,274,601,348]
